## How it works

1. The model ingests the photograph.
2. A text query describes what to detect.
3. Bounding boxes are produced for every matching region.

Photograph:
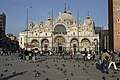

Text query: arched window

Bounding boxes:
[54,25,66,34]
[46,33,47,36]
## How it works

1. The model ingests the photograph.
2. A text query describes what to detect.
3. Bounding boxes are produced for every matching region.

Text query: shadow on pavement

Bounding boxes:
[0,71,27,80]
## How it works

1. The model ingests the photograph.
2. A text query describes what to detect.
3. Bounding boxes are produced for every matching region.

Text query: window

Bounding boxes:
[116,6,120,10]
[46,33,47,36]
[73,32,75,35]
[117,19,120,23]
[21,37,22,44]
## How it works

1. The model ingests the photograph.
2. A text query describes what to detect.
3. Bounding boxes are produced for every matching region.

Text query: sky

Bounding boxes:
[0,0,108,37]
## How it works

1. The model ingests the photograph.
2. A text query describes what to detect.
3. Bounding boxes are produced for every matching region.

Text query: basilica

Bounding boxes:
[19,7,99,53]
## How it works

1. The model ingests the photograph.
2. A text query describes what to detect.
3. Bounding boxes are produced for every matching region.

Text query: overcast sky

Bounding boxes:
[0,0,108,37]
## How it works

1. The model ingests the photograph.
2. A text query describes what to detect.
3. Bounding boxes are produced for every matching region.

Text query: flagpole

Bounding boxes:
[51,9,53,51]
[26,4,32,50]
[77,9,80,52]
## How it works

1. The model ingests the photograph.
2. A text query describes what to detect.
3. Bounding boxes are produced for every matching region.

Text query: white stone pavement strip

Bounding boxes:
[0,54,119,80]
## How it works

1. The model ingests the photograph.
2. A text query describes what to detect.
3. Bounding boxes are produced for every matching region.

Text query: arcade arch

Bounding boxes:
[70,38,78,52]
[31,39,39,48]
[41,39,49,51]
[81,38,90,51]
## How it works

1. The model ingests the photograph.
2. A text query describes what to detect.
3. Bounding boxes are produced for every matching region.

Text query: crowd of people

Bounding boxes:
[1,48,120,74]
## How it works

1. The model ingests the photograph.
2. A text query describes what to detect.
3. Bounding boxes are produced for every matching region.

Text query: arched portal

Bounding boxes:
[41,39,49,51]
[70,38,78,53]
[81,38,90,51]
[31,39,39,48]
[54,36,65,53]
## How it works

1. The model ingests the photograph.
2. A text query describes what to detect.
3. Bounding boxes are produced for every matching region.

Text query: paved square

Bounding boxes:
[0,54,120,80]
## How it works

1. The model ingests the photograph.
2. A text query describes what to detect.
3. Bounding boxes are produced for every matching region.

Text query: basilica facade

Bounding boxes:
[19,8,99,52]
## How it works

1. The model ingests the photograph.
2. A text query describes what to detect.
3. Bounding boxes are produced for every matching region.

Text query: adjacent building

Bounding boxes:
[108,0,120,52]
[6,33,19,52]
[95,26,109,51]
[0,13,6,50]
[19,7,99,53]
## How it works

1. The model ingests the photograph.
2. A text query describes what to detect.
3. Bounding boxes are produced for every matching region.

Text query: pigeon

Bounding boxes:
[46,65,50,69]
[74,65,76,67]
[111,75,116,77]
[63,70,67,73]
[45,78,49,80]
[87,66,89,68]
[117,78,119,80]
[92,63,94,65]
[57,67,59,70]
[78,65,80,67]
[43,70,46,73]
[62,64,65,67]
[71,73,73,76]
[0,73,3,77]
[9,64,12,66]
[83,68,86,70]
[37,64,39,66]
[4,69,8,72]
[33,70,37,72]
[102,76,106,80]
[5,64,7,66]
[114,71,117,74]
[60,68,63,71]
[82,61,84,63]
[12,71,16,75]
[55,64,57,66]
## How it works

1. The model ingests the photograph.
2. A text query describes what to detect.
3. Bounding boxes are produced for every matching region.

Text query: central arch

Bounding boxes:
[81,38,90,51]
[70,38,78,53]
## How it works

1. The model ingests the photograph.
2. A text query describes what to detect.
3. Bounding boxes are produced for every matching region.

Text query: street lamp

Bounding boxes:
[26,6,32,50]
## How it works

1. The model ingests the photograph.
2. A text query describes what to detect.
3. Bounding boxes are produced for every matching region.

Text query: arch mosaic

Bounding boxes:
[41,39,49,51]
[31,39,39,48]
[81,38,90,51]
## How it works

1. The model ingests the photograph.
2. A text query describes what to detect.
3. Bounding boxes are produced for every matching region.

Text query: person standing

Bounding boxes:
[24,50,29,63]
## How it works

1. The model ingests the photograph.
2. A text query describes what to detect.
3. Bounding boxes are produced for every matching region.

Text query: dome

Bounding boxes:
[57,13,75,24]
[85,16,92,25]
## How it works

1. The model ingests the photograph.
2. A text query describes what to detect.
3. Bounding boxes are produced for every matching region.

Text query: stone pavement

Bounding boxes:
[0,54,120,80]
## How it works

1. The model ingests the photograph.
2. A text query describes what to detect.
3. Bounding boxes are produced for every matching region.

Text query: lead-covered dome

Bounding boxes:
[57,12,75,25]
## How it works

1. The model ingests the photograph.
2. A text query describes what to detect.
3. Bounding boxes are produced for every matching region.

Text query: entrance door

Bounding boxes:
[58,46,62,52]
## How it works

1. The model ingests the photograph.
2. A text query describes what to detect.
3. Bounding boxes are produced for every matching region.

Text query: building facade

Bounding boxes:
[0,13,6,50]
[108,0,120,52]
[95,27,109,51]
[6,33,19,52]
[19,8,99,52]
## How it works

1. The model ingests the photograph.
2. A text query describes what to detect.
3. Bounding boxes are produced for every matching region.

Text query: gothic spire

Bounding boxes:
[48,11,51,20]
[67,5,71,14]
[64,3,67,13]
